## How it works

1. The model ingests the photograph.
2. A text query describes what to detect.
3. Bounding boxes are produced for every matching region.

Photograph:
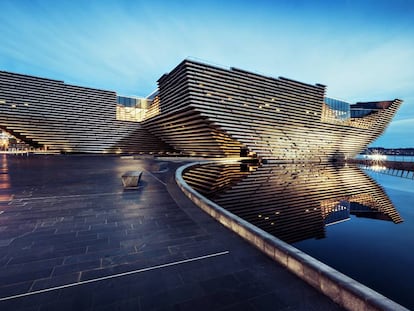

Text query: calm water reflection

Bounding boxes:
[183,162,413,309]
[184,162,402,243]
[0,155,11,202]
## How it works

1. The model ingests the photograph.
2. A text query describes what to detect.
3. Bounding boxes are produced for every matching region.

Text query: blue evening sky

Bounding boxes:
[1,0,413,147]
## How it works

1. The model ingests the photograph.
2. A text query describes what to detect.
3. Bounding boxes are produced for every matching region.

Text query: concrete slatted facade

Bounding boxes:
[0,71,173,153]
[142,63,244,157]
[144,60,402,161]
[0,59,402,159]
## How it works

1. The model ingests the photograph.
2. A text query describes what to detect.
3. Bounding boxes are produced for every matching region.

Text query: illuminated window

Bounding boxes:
[323,97,350,120]
[116,96,151,122]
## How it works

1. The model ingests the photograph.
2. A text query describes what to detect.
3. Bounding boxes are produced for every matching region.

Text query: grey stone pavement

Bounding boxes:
[0,154,344,311]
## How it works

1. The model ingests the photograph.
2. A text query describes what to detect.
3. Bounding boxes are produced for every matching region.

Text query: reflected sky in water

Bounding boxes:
[184,162,414,309]
[294,170,414,309]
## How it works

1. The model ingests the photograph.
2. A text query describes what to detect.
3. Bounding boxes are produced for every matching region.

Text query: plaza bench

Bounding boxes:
[121,171,143,189]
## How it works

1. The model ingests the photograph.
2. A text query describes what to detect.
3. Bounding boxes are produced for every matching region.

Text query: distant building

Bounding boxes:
[0,59,402,160]
[364,147,414,156]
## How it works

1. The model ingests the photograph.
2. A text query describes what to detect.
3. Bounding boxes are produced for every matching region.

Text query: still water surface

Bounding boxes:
[294,171,414,309]
[357,154,414,162]
[184,162,414,309]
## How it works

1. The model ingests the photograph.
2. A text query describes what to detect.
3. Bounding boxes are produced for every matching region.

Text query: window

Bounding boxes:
[116,96,151,122]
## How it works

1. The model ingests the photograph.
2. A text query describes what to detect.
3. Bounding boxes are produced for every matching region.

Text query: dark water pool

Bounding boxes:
[294,171,414,310]
[183,162,414,309]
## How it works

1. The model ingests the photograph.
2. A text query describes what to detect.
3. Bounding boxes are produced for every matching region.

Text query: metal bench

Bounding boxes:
[121,171,143,189]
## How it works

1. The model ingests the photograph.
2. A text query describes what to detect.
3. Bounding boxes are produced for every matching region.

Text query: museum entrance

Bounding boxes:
[0,128,35,153]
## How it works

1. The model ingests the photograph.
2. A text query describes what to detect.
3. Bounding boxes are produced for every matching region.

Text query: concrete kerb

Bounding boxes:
[175,161,409,311]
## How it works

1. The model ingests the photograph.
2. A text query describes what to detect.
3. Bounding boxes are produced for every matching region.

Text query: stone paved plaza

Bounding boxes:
[0,155,343,310]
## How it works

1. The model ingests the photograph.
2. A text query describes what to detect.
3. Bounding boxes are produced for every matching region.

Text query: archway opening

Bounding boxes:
[0,128,40,153]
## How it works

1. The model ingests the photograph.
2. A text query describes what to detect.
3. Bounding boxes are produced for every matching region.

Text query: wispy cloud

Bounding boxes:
[0,0,413,146]
[391,118,414,127]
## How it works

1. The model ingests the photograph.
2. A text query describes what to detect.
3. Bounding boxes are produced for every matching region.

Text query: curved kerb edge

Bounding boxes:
[175,161,409,311]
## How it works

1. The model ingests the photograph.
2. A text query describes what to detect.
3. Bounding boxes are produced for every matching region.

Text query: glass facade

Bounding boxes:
[324,97,351,120]
[324,200,351,226]
[116,96,151,122]
[350,102,384,118]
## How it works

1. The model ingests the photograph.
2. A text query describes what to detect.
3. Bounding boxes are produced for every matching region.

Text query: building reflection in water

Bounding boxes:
[0,154,11,202]
[183,162,403,244]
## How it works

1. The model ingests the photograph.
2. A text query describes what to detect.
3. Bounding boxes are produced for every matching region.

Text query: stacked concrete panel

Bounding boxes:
[0,59,402,158]
[142,63,244,157]
[0,71,173,153]
[144,60,402,161]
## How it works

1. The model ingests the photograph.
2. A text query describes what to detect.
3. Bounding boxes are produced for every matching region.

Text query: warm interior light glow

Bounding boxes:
[0,131,11,150]
[116,96,154,122]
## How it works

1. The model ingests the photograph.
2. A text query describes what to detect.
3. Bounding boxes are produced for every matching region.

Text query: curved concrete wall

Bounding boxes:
[176,161,409,311]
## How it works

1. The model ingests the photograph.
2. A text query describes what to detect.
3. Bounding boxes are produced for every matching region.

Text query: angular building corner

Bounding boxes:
[0,59,402,161]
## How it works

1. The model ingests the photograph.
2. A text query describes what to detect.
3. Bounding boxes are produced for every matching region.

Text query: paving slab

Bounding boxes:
[0,155,343,310]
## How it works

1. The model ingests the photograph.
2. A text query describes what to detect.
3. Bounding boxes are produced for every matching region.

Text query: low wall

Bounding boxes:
[176,161,409,311]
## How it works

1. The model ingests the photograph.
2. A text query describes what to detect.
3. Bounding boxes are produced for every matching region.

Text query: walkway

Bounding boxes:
[0,155,343,310]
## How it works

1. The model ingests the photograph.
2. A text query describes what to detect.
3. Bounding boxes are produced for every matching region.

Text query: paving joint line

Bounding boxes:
[6,190,153,203]
[0,250,230,302]
[143,169,167,186]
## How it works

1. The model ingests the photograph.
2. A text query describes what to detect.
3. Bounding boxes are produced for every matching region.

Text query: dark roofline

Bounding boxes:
[170,58,326,89]
[0,70,116,94]
[0,70,63,83]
